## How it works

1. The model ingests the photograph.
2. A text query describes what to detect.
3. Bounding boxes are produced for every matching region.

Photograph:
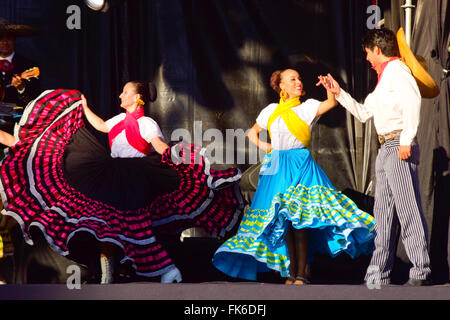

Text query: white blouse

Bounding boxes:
[105,113,164,158]
[335,60,421,146]
[256,98,321,150]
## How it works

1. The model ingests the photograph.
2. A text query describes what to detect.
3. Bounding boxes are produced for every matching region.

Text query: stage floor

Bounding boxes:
[1,282,449,300]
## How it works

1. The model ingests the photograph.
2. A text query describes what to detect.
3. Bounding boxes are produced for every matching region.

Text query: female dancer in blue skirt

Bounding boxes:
[212,69,375,285]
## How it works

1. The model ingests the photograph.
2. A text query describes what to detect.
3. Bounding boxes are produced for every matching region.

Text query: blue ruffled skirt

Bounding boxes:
[212,148,375,280]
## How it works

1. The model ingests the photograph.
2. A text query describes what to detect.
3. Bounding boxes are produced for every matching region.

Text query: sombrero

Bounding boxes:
[396,28,439,99]
[0,18,37,37]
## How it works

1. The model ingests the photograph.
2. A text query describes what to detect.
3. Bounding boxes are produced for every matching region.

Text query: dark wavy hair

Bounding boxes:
[362,28,400,57]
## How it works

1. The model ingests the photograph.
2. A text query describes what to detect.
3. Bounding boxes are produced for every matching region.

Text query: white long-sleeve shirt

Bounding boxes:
[336,59,421,146]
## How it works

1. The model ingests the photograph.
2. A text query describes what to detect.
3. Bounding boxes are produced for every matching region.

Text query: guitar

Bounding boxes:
[0,67,40,101]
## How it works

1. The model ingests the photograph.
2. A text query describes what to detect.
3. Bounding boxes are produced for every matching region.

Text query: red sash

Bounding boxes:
[108,108,151,156]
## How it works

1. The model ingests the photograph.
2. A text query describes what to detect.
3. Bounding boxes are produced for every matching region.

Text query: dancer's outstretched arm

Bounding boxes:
[81,94,109,133]
[0,130,16,147]
[315,75,338,116]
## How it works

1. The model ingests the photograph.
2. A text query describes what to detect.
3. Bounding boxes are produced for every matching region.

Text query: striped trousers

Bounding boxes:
[365,139,431,284]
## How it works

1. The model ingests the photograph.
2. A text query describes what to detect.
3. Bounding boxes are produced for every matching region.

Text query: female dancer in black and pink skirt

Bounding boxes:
[0,82,244,284]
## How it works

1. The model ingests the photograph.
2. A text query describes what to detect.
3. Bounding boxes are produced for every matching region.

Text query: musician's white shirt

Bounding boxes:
[0,51,14,63]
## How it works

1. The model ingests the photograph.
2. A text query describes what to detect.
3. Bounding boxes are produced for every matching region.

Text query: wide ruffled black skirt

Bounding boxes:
[0,89,245,277]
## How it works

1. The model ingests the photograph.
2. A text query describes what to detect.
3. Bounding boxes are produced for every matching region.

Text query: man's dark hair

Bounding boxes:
[362,28,400,57]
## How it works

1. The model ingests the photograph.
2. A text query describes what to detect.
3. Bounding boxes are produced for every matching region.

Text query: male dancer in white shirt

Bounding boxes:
[320,28,431,286]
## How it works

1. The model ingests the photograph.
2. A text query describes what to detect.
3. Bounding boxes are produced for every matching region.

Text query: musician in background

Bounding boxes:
[0,18,40,133]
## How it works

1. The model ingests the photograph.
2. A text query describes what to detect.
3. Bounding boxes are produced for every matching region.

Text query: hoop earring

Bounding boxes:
[280,90,288,101]
[136,98,145,106]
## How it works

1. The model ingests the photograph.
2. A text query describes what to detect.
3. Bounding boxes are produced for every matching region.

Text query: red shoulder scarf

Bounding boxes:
[373,57,401,85]
[108,107,151,156]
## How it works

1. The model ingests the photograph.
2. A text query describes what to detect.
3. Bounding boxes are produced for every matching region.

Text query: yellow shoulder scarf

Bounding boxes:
[267,97,311,148]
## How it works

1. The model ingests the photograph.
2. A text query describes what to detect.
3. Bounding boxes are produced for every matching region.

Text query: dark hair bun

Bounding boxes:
[129,80,157,104]
[270,70,282,94]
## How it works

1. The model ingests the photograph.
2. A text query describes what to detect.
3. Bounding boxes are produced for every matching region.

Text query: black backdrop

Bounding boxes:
[0,0,448,284]
[2,0,381,189]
